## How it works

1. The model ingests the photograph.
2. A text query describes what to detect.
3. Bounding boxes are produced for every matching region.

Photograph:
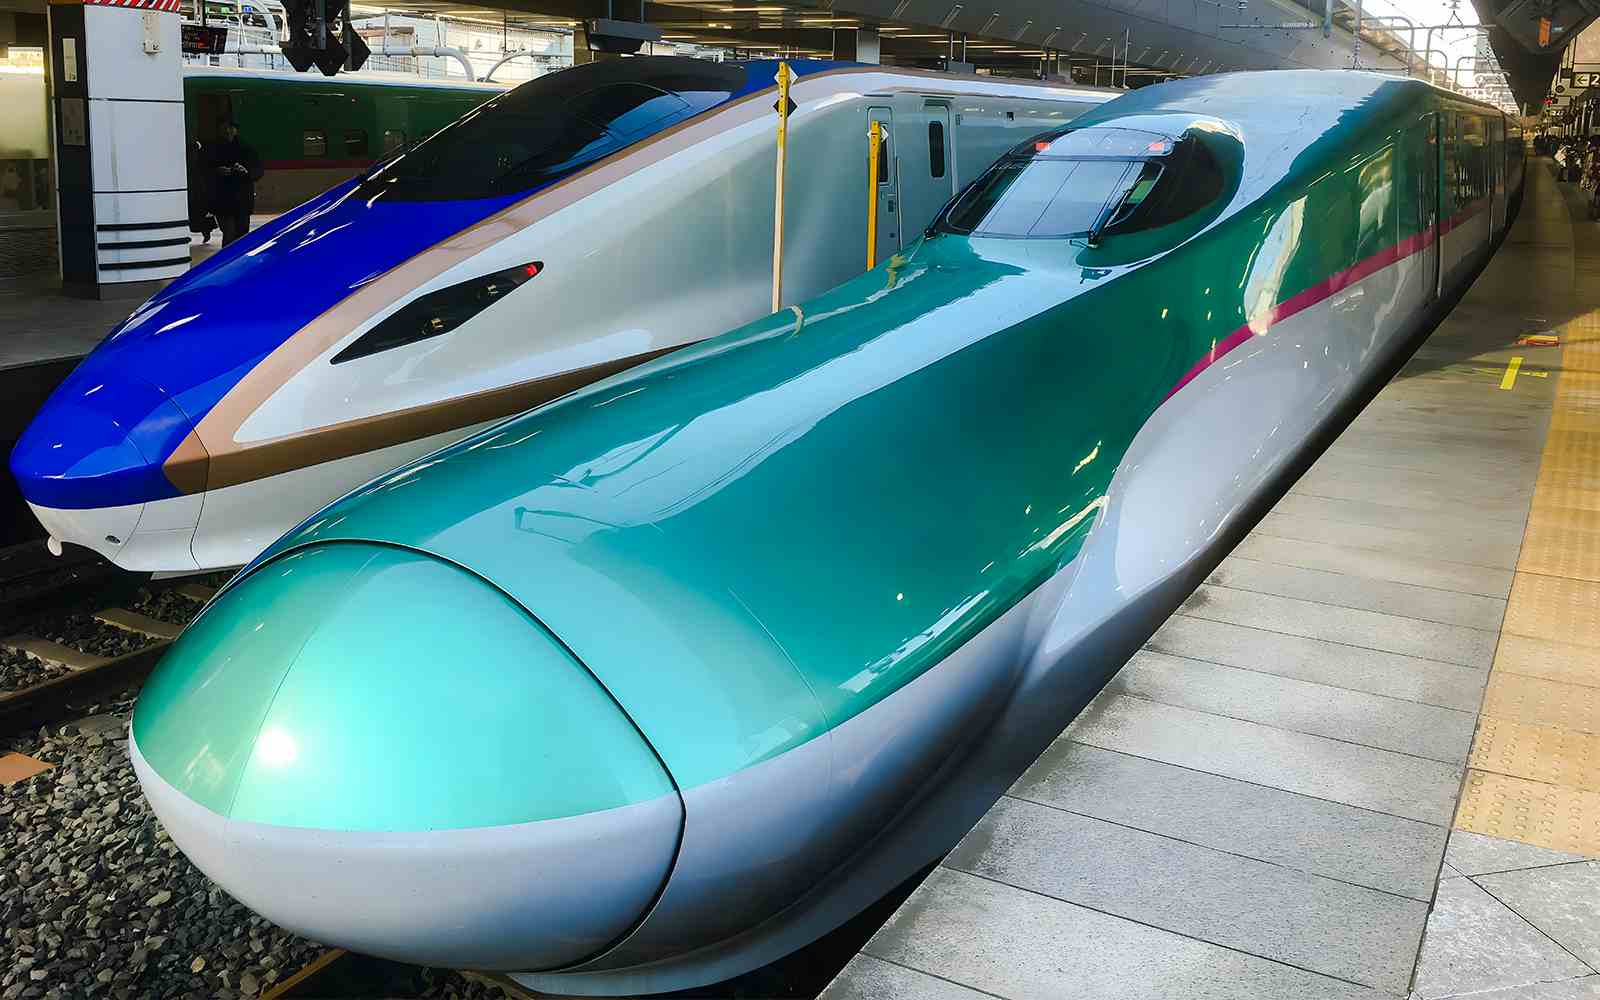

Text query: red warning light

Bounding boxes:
[524,261,543,278]
[1034,141,1052,152]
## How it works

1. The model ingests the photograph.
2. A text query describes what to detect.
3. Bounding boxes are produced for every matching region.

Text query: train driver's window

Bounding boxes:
[345,129,369,156]
[382,129,406,154]
[937,126,1217,241]
[302,130,328,158]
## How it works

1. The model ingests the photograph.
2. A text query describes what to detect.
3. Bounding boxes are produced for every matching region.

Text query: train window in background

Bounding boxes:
[383,129,406,153]
[345,129,369,156]
[302,129,327,158]
[928,120,946,179]
[353,59,747,202]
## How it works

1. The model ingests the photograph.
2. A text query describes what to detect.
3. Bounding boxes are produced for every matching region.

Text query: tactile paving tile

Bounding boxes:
[1469,715,1600,793]
[1516,524,1600,582]
[1495,632,1600,688]
[1501,573,1600,646]
[1480,672,1600,736]
[1456,769,1600,857]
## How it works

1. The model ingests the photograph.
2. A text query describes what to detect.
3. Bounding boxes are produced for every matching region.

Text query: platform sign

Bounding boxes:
[181,23,228,54]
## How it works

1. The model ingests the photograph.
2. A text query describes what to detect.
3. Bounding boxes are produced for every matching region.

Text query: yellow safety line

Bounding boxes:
[1453,311,1600,855]
[1499,355,1523,389]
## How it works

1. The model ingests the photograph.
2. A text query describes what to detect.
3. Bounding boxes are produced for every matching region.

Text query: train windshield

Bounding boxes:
[939,126,1217,239]
[356,58,747,203]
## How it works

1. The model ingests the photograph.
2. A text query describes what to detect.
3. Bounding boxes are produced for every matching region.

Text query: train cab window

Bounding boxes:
[938,126,1213,240]
[344,129,369,156]
[302,129,327,157]
[928,120,947,178]
[354,57,747,202]
[382,129,406,154]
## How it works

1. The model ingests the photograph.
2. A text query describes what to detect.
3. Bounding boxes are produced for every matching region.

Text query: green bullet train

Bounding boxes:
[131,70,1522,994]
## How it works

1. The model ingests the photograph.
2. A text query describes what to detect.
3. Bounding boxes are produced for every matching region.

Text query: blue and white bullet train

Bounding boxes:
[12,58,1110,572]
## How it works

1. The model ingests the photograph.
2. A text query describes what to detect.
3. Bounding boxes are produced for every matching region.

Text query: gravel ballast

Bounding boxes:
[0,649,71,693]
[125,590,204,630]
[27,615,156,660]
[1,701,514,1000]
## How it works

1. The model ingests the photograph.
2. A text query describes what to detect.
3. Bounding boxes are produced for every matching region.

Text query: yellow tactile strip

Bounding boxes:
[1456,308,1600,854]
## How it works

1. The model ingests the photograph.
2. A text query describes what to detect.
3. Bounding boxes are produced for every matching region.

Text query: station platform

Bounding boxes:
[822,161,1600,1000]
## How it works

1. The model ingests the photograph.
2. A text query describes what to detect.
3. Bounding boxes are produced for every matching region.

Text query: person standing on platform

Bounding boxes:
[209,119,264,247]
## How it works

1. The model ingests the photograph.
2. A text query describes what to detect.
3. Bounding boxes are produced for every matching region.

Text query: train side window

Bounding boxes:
[345,129,369,156]
[928,120,946,179]
[877,131,890,183]
[383,129,406,153]
[302,129,327,157]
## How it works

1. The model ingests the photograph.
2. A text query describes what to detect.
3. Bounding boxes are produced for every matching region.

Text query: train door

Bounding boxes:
[867,105,900,253]
[893,101,953,237]
[1421,113,1441,304]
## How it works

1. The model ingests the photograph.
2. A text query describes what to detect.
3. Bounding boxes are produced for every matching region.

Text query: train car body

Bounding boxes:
[131,71,1521,995]
[12,58,1109,573]
[183,67,506,213]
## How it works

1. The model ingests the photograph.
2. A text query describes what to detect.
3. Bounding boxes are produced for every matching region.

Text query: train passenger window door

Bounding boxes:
[344,129,369,158]
[302,129,327,158]
[1425,115,1441,301]
[868,106,900,253]
[382,129,406,154]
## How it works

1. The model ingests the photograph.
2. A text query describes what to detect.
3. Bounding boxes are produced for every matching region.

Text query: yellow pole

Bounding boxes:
[866,120,881,270]
[772,61,792,312]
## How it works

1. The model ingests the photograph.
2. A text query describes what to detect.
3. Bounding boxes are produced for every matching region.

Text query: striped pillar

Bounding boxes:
[49,0,187,299]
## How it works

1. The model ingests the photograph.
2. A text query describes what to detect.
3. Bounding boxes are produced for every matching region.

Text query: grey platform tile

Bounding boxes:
[1417,975,1600,1000]
[1179,585,1499,669]
[1230,535,1513,599]
[1208,556,1508,631]
[1150,615,1487,713]
[947,797,1427,991]
[1012,742,1446,900]
[1255,512,1523,570]
[1274,492,1529,537]
[819,955,992,1000]
[1477,863,1600,969]
[1290,474,1532,523]
[863,868,1381,1000]
[1322,438,1542,478]
[1446,830,1596,876]
[1113,651,1477,763]
[1297,459,1538,505]
[1068,694,1462,825]
[1411,876,1592,999]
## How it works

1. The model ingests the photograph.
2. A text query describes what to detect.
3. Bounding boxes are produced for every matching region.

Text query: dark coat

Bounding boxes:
[208,136,265,218]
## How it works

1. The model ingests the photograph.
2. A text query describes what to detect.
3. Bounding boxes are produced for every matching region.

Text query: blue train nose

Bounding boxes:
[10,371,205,511]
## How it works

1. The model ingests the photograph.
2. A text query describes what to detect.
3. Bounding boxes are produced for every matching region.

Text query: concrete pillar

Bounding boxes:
[49,0,186,299]
[832,26,879,63]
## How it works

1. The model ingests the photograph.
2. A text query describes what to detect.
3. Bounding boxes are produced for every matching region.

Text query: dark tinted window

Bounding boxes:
[1106,139,1223,233]
[928,120,946,178]
[875,125,890,182]
[355,57,746,202]
[302,129,327,157]
[940,126,1222,240]
[944,158,1138,237]
[345,129,369,156]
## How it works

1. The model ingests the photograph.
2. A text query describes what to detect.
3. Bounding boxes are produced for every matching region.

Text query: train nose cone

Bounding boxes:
[130,543,682,971]
[10,371,204,511]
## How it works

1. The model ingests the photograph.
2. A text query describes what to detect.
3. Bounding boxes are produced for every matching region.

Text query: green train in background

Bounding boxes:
[184,67,507,213]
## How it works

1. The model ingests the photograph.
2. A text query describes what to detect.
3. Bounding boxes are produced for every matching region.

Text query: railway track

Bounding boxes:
[0,540,222,735]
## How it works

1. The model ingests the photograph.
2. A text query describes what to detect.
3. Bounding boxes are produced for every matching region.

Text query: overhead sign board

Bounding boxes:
[180,23,228,54]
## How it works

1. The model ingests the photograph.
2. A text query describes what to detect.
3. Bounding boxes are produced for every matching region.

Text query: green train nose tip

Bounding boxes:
[131,542,683,969]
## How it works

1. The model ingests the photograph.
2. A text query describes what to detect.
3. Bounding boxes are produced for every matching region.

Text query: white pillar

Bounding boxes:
[856,26,879,64]
[50,0,186,299]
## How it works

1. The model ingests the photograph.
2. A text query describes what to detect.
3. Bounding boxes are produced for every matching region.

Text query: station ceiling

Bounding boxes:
[351,0,1412,78]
